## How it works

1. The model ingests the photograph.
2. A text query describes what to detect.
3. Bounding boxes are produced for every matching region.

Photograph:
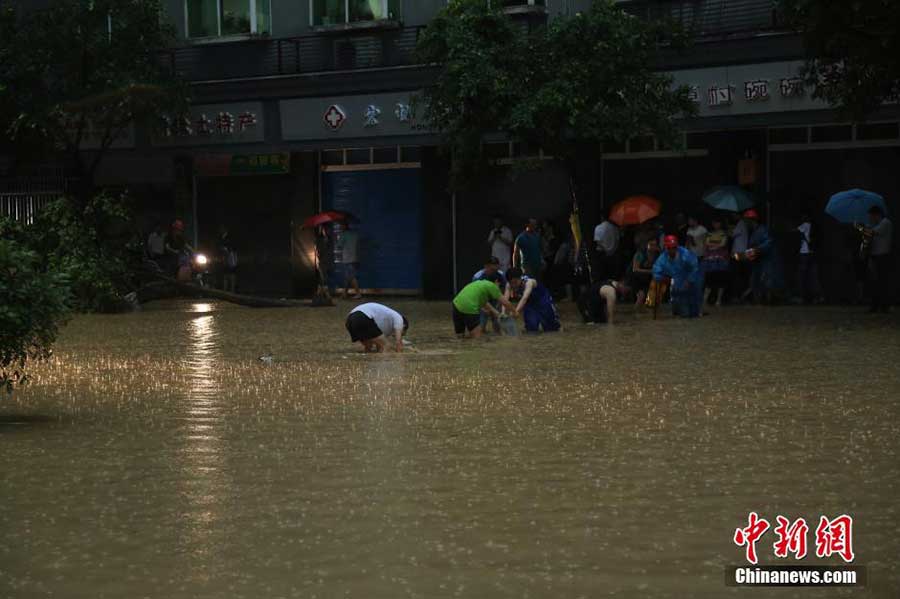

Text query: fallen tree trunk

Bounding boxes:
[133,274,313,308]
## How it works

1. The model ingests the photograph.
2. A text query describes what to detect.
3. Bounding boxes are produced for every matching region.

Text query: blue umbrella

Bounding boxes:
[702,186,756,212]
[825,189,887,224]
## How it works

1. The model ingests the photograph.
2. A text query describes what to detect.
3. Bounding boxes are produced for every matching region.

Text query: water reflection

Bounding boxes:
[191,302,216,315]
[179,308,228,577]
[3,301,900,598]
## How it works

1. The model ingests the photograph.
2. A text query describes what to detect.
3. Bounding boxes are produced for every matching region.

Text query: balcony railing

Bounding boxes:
[0,168,67,225]
[622,0,782,38]
[161,26,423,82]
[161,1,782,84]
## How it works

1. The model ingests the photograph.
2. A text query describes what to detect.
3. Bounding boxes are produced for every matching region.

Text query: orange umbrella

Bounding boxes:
[609,195,661,226]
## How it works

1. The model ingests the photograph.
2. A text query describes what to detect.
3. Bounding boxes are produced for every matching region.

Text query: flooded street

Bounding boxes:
[2,300,899,598]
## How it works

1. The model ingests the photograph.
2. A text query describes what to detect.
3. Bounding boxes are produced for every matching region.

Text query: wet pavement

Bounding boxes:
[2,300,899,598]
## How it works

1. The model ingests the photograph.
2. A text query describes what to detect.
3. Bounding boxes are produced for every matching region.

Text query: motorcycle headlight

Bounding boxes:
[194,254,208,266]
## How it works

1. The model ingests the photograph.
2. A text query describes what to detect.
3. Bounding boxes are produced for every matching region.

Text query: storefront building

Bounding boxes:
[70,0,593,298]
[70,0,899,299]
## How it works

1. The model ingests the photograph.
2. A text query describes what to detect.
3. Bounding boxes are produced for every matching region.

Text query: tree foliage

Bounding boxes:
[780,0,900,119]
[27,191,142,312]
[0,189,142,392]
[0,221,70,393]
[0,0,187,186]
[417,0,696,187]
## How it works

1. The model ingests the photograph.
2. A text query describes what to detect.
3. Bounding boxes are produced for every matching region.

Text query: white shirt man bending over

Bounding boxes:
[345,302,408,352]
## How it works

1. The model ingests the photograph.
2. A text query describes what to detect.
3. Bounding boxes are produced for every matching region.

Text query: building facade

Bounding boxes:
[84,0,595,298]
[12,0,898,301]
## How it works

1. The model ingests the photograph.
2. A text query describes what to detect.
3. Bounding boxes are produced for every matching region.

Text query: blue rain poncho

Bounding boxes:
[653,247,704,318]
[748,224,785,297]
[652,246,703,288]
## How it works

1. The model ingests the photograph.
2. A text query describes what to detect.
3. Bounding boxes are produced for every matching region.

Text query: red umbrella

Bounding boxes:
[302,210,349,228]
[609,195,661,226]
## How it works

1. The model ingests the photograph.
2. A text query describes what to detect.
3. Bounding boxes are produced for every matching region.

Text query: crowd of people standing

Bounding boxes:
[476,204,894,324]
[145,201,894,354]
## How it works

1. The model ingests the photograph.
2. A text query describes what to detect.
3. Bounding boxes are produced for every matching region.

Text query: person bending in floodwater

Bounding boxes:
[506,268,561,333]
[472,256,508,334]
[452,278,515,339]
[652,235,704,318]
[346,302,408,353]
[577,279,628,325]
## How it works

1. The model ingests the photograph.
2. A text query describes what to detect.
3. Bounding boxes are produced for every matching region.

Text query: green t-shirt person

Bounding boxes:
[453,280,502,315]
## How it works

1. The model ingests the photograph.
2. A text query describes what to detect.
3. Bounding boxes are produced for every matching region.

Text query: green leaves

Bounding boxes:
[779,0,900,119]
[0,0,187,179]
[417,0,697,188]
[26,192,141,313]
[0,189,143,393]
[0,221,71,393]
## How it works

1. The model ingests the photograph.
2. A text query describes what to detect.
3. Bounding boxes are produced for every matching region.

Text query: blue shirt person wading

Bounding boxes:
[740,209,784,303]
[506,268,561,333]
[652,235,704,318]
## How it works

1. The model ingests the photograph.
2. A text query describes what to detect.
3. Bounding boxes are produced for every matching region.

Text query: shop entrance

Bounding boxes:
[322,164,424,294]
[195,157,296,297]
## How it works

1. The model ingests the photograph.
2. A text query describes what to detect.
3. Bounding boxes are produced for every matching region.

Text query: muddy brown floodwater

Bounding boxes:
[2,300,899,599]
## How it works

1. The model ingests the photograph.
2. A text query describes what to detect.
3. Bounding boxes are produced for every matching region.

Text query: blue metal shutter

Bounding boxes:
[323,168,423,291]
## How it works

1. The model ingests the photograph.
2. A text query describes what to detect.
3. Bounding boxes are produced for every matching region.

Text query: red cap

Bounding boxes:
[172,219,185,231]
[663,235,679,249]
[743,209,759,220]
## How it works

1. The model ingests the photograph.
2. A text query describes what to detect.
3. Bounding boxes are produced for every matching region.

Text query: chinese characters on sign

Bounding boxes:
[395,102,412,122]
[363,104,382,128]
[744,79,770,102]
[780,77,806,98]
[162,111,258,139]
[161,115,193,138]
[734,513,854,565]
[694,78,808,108]
[707,85,734,107]
[230,152,290,175]
[686,86,701,104]
[194,153,291,177]
[323,102,417,131]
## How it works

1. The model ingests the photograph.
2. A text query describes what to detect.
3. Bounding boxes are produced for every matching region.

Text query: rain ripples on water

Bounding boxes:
[1,300,899,598]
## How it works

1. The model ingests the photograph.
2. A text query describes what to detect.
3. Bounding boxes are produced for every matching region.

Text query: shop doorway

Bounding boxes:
[196,174,295,297]
[322,165,423,294]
